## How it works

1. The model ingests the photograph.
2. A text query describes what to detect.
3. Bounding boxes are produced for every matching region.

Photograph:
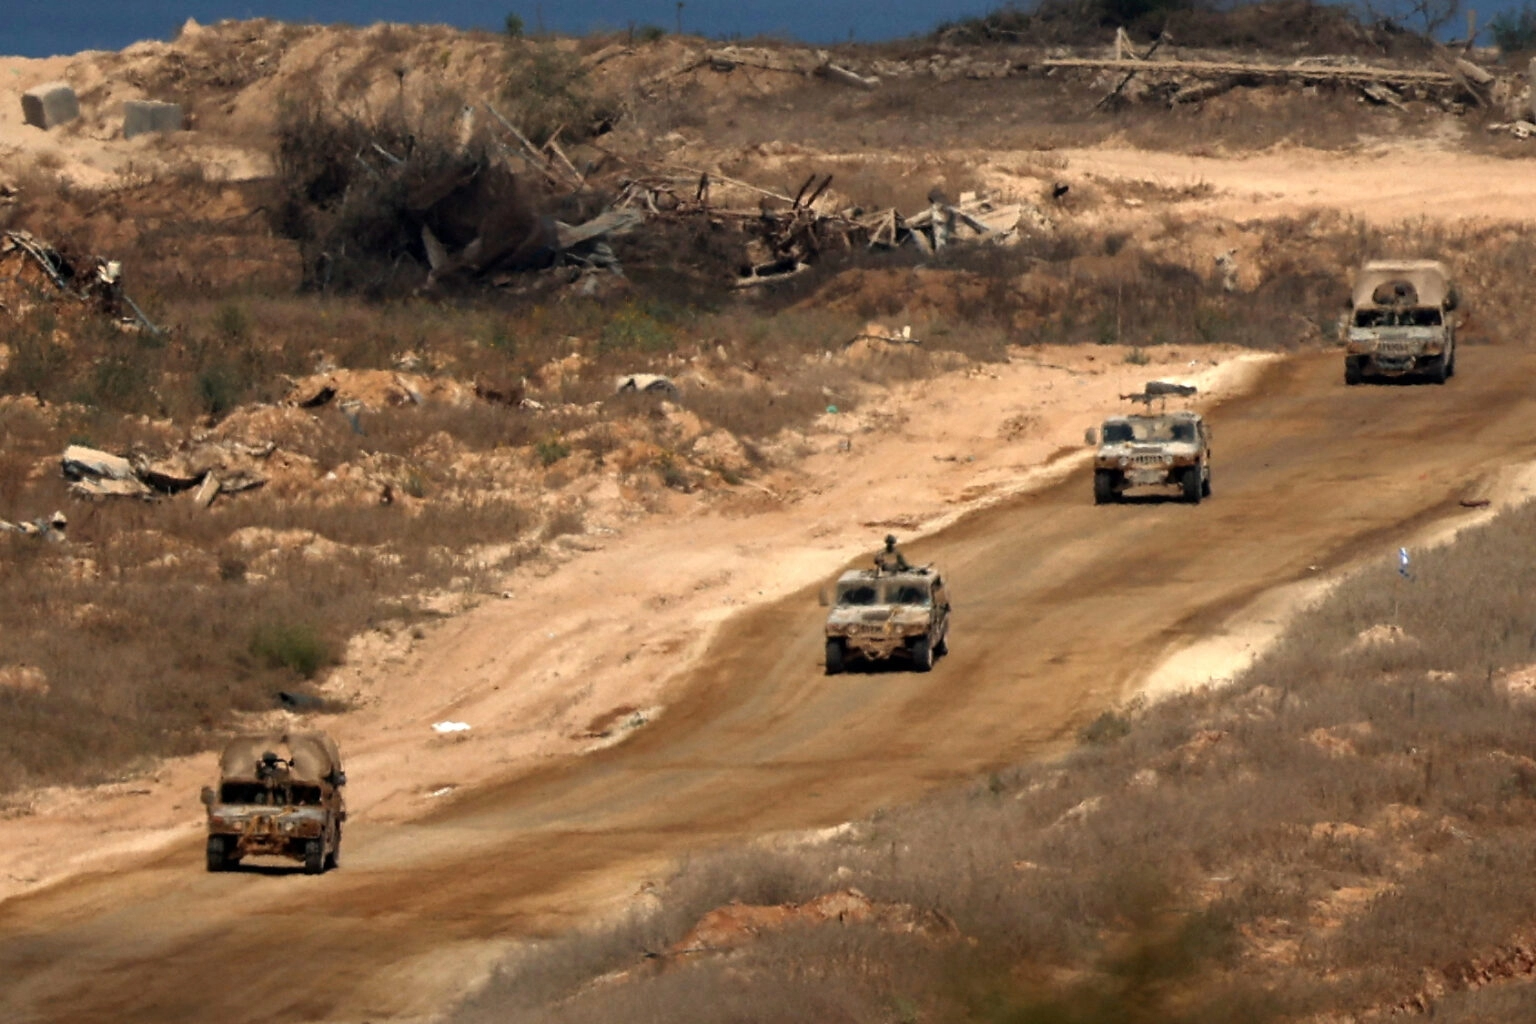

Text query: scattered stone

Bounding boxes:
[122,100,184,139]
[1497,663,1536,701]
[671,889,955,957]
[1052,795,1104,827]
[0,665,48,695]
[21,82,79,130]
[615,373,678,397]
[61,444,136,482]
[1348,623,1418,652]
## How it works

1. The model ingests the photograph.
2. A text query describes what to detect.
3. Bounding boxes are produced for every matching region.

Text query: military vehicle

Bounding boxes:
[1344,259,1458,385]
[1092,382,1211,504]
[201,732,346,874]
[824,566,950,673]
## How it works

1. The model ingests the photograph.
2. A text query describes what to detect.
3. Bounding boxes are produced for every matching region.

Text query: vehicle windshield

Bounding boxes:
[219,782,324,806]
[837,581,930,606]
[1354,308,1442,328]
[1103,419,1195,444]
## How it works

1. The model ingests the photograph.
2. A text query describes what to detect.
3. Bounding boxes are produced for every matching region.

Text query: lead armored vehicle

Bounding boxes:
[201,732,346,874]
[824,566,950,673]
[1092,383,1211,504]
[1344,260,1458,384]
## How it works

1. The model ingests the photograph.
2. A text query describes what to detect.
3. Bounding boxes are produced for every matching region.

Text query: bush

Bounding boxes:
[249,621,335,679]
[503,12,524,38]
[501,42,606,143]
[1490,2,1536,52]
[536,437,571,466]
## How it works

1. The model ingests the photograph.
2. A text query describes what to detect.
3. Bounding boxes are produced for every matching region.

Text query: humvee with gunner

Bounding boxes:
[1092,382,1212,505]
[201,732,347,875]
[825,540,951,674]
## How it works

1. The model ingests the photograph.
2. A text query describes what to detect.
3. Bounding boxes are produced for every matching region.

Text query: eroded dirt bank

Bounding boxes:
[5,346,1536,1023]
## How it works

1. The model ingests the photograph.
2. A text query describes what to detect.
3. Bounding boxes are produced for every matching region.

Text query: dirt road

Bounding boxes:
[3,349,1535,1022]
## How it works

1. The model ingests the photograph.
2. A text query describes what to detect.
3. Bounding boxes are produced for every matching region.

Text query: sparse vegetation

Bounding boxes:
[456,495,1536,1023]
[1490,1,1536,53]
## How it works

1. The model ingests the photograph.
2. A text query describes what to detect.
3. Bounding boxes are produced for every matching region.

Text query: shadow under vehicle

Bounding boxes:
[201,732,347,875]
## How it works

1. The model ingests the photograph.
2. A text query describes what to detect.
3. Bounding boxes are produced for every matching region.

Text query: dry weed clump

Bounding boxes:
[457,501,1536,1023]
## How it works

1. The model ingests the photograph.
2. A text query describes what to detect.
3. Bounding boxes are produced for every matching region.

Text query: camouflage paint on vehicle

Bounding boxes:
[824,567,950,674]
[202,732,347,875]
[1093,409,1212,504]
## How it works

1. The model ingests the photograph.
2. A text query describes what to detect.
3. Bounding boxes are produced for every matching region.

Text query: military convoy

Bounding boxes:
[201,732,346,875]
[824,562,951,674]
[186,259,1466,877]
[1092,383,1212,505]
[1343,259,1458,385]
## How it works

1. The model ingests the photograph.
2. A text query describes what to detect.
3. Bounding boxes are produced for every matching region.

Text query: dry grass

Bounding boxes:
[456,493,1536,1021]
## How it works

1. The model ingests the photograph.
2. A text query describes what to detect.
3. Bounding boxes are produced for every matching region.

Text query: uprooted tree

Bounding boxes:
[270,91,574,294]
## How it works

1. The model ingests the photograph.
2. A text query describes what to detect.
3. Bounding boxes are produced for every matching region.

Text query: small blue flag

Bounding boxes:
[1398,547,1412,580]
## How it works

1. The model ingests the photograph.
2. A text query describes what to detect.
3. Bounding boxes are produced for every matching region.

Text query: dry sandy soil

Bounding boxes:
[0,342,1260,905]
[5,26,1536,1024]
[10,338,1536,1024]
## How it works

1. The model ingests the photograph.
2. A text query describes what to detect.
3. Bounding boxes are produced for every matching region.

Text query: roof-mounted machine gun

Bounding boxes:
[1118,380,1198,411]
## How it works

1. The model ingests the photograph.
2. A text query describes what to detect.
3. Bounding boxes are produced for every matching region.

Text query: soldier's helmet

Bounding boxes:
[884,534,898,548]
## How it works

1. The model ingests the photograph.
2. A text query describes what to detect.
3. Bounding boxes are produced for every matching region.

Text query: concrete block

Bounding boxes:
[122,100,184,140]
[20,82,79,130]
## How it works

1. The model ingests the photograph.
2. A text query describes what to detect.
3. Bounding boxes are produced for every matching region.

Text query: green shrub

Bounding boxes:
[1490,3,1536,52]
[213,302,251,342]
[502,42,602,141]
[249,621,334,679]
[197,363,247,418]
[503,12,524,38]
[536,437,571,466]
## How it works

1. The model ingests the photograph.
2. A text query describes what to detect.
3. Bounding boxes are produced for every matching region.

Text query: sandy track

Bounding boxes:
[4,347,1536,1022]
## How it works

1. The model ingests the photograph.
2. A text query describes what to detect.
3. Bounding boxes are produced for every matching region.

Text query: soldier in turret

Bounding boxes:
[874,534,910,574]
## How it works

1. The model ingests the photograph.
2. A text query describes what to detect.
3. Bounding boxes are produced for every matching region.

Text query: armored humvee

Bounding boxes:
[824,566,950,674]
[201,732,346,875]
[1344,260,1458,385]
[1093,386,1211,504]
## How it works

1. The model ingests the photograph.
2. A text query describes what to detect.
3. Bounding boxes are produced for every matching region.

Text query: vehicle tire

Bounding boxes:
[1446,343,1456,378]
[303,838,324,875]
[825,639,845,676]
[1093,469,1117,505]
[1201,469,1212,498]
[1425,354,1448,384]
[1344,357,1363,386]
[325,825,341,871]
[206,835,229,873]
[934,632,948,657]
[1181,466,1202,504]
[910,637,933,673]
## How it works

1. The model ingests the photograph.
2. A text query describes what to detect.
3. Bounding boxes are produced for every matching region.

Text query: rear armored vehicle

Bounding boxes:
[1344,260,1458,384]
[1092,382,1211,505]
[824,564,951,674]
[201,732,346,874]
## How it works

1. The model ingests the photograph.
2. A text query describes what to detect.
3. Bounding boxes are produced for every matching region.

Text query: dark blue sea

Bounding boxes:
[8,1,1011,57]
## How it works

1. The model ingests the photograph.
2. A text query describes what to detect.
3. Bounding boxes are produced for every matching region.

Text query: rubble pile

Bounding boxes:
[614,173,1050,287]
[0,230,159,331]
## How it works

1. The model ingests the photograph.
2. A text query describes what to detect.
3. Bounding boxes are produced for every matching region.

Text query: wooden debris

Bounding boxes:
[1048,53,1496,110]
[1044,56,1460,88]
